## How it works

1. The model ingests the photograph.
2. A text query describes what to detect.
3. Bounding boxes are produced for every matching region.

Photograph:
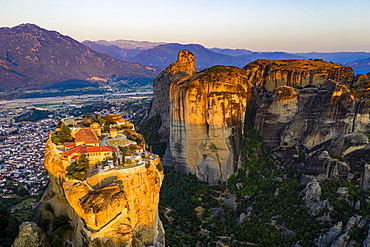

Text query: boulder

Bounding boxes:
[317,222,342,247]
[11,222,50,247]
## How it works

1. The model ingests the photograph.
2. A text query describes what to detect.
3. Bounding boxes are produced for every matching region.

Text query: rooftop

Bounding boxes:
[62,145,117,157]
[74,127,99,145]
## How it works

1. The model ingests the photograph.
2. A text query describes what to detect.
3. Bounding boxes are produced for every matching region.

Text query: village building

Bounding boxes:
[61,145,117,164]
[110,128,118,138]
[90,122,102,136]
[64,127,100,149]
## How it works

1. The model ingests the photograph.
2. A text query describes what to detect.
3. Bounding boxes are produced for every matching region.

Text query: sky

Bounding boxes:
[1,0,369,52]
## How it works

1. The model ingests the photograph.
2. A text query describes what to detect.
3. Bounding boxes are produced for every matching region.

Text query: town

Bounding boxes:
[0,100,150,200]
[0,119,54,198]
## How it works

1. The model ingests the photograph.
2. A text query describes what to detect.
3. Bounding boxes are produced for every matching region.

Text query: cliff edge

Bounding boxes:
[145,50,253,185]
[32,118,165,247]
[145,52,370,187]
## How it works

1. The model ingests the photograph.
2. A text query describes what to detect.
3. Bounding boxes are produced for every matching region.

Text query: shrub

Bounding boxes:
[65,154,89,180]
[53,215,69,231]
[45,203,54,214]
[51,124,73,144]
[328,151,346,162]
[156,163,164,172]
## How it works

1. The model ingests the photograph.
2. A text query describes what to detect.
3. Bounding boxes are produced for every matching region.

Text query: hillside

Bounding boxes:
[81,40,129,61]
[0,24,157,90]
[83,39,168,60]
[130,43,250,70]
[345,57,370,75]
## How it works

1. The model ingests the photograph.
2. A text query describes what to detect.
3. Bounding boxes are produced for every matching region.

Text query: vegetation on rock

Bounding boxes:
[65,154,90,180]
[137,115,166,157]
[51,123,73,144]
[0,208,19,247]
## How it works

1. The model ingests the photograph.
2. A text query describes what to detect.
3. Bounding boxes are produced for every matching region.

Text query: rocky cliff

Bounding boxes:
[145,53,370,187]
[246,60,370,186]
[244,59,354,92]
[33,137,165,247]
[144,50,253,185]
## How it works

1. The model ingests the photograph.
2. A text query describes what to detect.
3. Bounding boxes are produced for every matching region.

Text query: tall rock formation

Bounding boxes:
[245,59,370,186]
[144,50,252,185]
[243,59,353,92]
[145,54,370,187]
[34,137,165,246]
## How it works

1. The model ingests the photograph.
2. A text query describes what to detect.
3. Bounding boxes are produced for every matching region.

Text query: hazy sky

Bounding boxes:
[1,0,369,52]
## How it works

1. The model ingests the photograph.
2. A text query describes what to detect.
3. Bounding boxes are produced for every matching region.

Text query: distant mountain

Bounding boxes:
[209,48,304,60]
[209,48,253,57]
[0,24,157,90]
[241,51,305,60]
[82,40,128,61]
[129,43,250,70]
[83,39,167,60]
[82,39,370,75]
[294,52,370,63]
[208,50,370,74]
[345,57,370,75]
[100,39,167,50]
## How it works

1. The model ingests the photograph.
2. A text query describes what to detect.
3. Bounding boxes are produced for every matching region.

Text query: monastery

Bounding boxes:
[55,114,145,173]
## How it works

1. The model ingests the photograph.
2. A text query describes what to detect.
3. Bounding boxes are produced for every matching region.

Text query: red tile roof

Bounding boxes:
[62,145,117,157]
[75,127,99,145]
[63,142,76,148]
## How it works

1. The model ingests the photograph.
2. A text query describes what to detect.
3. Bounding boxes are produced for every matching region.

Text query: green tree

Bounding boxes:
[96,117,106,125]
[119,146,130,156]
[59,124,73,142]
[112,151,117,166]
[66,154,89,180]
[16,187,28,197]
[52,123,73,144]
[76,154,89,170]
[129,144,138,152]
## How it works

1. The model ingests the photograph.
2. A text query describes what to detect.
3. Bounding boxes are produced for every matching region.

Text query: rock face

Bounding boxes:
[243,59,353,92]
[301,180,328,216]
[354,74,370,98]
[34,138,165,247]
[299,133,370,186]
[249,59,357,149]
[11,222,50,247]
[145,53,370,186]
[144,51,370,188]
[145,50,253,184]
[245,59,370,186]
[317,222,343,247]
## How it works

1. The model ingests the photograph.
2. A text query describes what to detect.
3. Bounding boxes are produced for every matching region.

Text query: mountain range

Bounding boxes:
[1,23,369,91]
[84,39,370,74]
[0,24,157,90]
